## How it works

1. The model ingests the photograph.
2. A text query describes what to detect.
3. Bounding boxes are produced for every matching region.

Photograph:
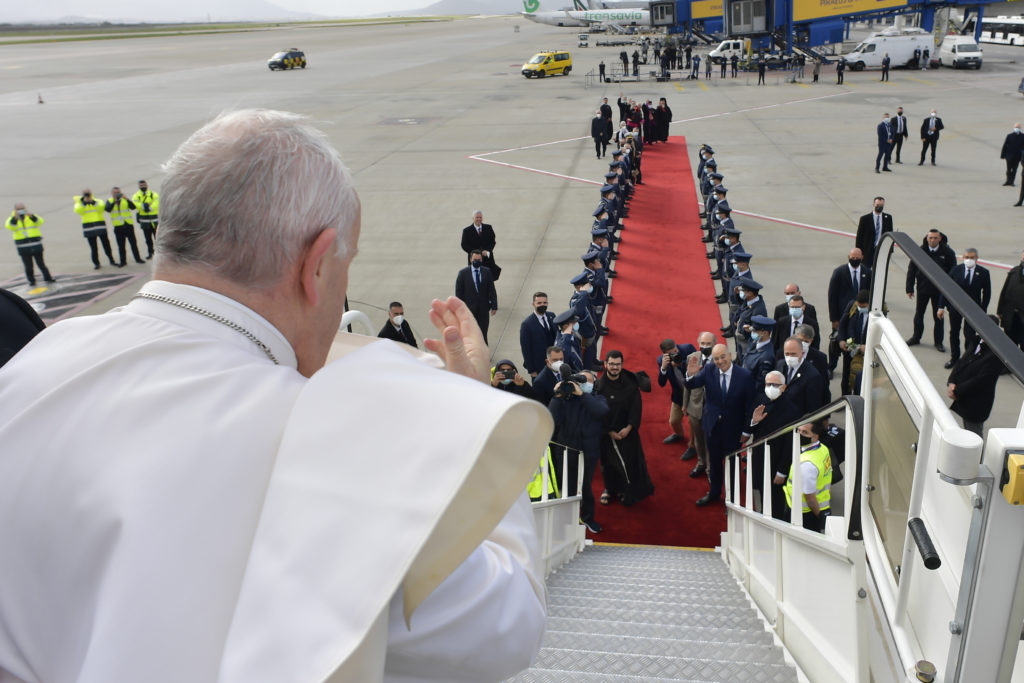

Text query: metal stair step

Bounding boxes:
[548,574,745,593]
[546,589,752,611]
[548,603,764,631]
[553,564,734,581]
[544,616,776,645]
[541,630,787,665]
[526,647,799,681]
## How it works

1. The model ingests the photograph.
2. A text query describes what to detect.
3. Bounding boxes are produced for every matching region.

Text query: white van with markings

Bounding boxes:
[938,35,983,69]
[843,27,933,71]
[708,39,747,64]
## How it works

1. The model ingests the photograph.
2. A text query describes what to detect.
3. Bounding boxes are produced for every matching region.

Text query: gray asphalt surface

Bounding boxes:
[2,17,1022,425]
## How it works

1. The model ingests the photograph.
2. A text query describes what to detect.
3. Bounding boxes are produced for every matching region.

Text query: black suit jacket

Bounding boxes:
[377,320,418,348]
[454,265,498,317]
[948,343,1004,423]
[855,212,893,266]
[776,359,825,417]
[772,313,820,352]
[772,301,819,323]
[920,115,944,139]
[940,263,991,312]
[748,392,803,480]
[461,224,501,279]
[838,301,869,347]
[519,312,557,375]
[892,114,909,140]
[828,263,871,322]
[907,242,957,296]
[1002,130,1024,162]
[533,367,558,406]
[685,363,755,441]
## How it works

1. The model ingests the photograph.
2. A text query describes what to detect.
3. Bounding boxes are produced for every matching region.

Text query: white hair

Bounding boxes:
[766,370,785,384]
[471,210,483,219]
[156,109,358,287]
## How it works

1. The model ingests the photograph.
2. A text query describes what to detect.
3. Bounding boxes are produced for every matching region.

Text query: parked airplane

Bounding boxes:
[521,0,651,29]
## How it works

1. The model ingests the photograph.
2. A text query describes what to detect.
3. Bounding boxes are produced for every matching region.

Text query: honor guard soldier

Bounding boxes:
[589,227,615,274]
[705,182,727,233]
[570,272,599,370]
[582,250,609,332]
[105,187,145,266]
[720,250,754,307]
[710,203,738,276]
[732,279,768,361]
[132,179,159,260]
[73,189,117,269]
[553,309,584,372]
[742,315,778,389]
[6,204,55,287]
[697,145,713,185]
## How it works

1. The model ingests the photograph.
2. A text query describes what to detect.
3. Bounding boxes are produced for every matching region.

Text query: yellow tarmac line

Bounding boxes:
[904,75,935,86]
[697,81,709,92]
[674,82,684,92]
[794,81,810,88]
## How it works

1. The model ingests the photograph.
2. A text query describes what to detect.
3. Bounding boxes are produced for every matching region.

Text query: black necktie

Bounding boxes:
[473,268,481,292]
[852,268,859,290]
[541,315,549,331]
[967,268,973,286]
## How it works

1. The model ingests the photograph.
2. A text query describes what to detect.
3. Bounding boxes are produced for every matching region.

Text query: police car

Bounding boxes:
[267,49,307,71]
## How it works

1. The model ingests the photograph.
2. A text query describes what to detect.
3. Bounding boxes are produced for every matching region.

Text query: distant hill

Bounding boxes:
[0,0,314,24]
[403,0,525,16]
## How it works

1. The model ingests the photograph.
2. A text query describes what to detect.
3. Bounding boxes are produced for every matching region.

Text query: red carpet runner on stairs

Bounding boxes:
[590,135,727,548]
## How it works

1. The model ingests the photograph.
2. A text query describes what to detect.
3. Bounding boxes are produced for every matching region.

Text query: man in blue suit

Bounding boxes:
[939,247,992,369]
[685,344,756,506]
[876,113,893,173]
[519,291,557,378]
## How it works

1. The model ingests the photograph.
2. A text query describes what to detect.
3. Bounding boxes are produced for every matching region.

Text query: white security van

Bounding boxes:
[708,39,747,64]
[938,35,983,69]
[843,28,934,71]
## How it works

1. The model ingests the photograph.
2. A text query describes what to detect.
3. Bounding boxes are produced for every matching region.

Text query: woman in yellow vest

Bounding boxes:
[6,203,55,287]
[782,420,832,533]
[73,189,117,269]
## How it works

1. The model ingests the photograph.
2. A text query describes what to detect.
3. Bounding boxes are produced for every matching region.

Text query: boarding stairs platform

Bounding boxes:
[509,545,800,682]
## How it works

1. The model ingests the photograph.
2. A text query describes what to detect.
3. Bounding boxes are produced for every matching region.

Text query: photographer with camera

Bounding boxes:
[656,338,696,446]
[549,367,609,534]
[490,360,535,400]
[73,189,117,269]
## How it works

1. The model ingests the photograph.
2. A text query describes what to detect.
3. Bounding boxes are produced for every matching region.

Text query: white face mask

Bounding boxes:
[392,315,404,326]
[765,385,782,401]
[801,341,810,353]
[964,258,977,269]
[785,293,796,302]
[549,360,565,374]
[784,355,801,369]
[1015,128,1021,134]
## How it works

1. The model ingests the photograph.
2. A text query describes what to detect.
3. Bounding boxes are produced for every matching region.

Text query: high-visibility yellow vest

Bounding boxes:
[105,197,135,227]
[74,197,107,235]
[6,212,44,243]
[783,442,832,513]
[132,189,159,221]
[527,447,560,501]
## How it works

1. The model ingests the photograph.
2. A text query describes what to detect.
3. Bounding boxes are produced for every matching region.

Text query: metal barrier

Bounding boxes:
[531,443,587,577]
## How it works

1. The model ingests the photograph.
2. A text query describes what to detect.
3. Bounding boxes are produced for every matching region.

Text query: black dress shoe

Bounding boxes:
[605,295,614,302]
[93,264,101,270]
[135,259,146,265]
[708,270,720,278]
[680,446,697,461]
[664,433,683,444]
[714,296,728,304]
[918,161,924,165]
[695,493,715,506]
[875,169,880,174]
[882,167,892,172]
[706,252,716,259]
[1015,202,1023,207]
[701,236,713,243]
[607,272,618,279]
[1003,182,1014,187]
[689,464,707,478]
[935,343,946,353]
[722,330,735,338]
[116,262,126,268]
[944,359,958,369]
[906,338,920,346]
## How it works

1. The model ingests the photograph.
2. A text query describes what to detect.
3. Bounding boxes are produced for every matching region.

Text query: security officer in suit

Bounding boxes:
[854,196,893,268]
[938,248,991,369]
[532,346,565,406]
[793,323,831,406]
[947,317,1006,436]
[772,283,820,322]
[519,291,557,378]
[772,294,820,352]
[460,211,501,280]
[827,248,871,367]
[891,107,909,164]
[684,344,756,506]
[376,301,418,348]
[906,229,957,350]
[569,272,598,370]
[777,336,825,416]
[1001,123,1024,187]
[875,113,894,173]
[742,316,778,389]
[732,279,768,361]
[553,309,584,371]
[454,249,498,343]
[838,290,870,395]
[919,109,944,165]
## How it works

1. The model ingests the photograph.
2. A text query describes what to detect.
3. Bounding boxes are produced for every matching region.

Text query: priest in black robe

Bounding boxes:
[595,350,654,506]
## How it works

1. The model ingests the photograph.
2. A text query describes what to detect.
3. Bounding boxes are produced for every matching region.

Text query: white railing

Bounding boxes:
[339,310,374,335]
[723,399,869,683]
[531,445,587,578]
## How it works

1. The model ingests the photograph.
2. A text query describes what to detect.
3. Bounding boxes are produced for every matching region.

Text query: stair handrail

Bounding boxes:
[722,395,866,541]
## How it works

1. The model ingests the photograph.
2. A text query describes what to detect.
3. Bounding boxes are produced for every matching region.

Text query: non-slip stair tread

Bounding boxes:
[544,617,775,645]
[548,585,751,605]
[547,592,753,612]
[541,631,787,664]
[528,648,799,682]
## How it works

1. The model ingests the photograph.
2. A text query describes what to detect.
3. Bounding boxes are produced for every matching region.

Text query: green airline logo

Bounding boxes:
[523,0,539,12]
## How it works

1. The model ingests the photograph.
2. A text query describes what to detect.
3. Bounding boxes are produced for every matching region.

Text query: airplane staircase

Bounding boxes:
[509,545,800,682]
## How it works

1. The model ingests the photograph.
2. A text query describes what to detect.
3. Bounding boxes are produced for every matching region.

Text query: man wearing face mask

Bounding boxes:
[553,310,584,372]
[713,219,742,287]
[938,248,991,369]
[680,332,715,476]
[657,338,697,446]
[947,315,1006,437]
[854,197,893,269]
[6,203,55,287]
[772,294,820,353]
[721,251,754,309]
[731,279,767,362]
[906,229,956,350]
[997,252,1024,350]
[742,316,778,390]
[892,106,908,164]
[532,346,565,406]
[838,290,871,395]
[520,292,557,378]
[454,249,498,343]
[132,180,159,260]
[745,370,801,520]
[596,350,654,507]
[569,272,599,370]
[490,360,535,400]
[772,283,818,323]
[781,421,833,533]
[73,189,117,269]
[828,248,871,375]
[1003,122,1024,189]
[919,108,944,165]
[548,368,608,534]
[105,186,145,267]
[776,337,825,416]
[793,324,831,406]
[875,113,894,174]
[377,301,417,348]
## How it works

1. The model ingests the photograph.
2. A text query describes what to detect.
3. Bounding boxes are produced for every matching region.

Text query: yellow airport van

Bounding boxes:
[522,51,573,78]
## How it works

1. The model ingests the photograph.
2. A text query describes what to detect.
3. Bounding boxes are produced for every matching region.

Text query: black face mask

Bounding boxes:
[849,258,862,268]
[874,206,884,213]
[799,434,813,446]
[700,346,713,357]
[471,260,482,267]
[536,305,548,315]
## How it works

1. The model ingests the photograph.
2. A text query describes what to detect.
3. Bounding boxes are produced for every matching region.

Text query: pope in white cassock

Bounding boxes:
[0,110,553,682]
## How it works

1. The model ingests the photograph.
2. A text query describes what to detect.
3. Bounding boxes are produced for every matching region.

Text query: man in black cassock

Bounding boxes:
[595,349,654,506]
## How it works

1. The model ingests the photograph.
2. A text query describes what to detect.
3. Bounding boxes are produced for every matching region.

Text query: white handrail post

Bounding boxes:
[790,425,802,527]
[541,447,549,503]
[764,441,773,519]
[745,444,753,511]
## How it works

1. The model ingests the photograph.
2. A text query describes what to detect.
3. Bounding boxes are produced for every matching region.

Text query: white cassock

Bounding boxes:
[0,280,553,683]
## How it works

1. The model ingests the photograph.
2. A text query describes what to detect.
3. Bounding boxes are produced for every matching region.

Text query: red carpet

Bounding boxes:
[591,136,727,548]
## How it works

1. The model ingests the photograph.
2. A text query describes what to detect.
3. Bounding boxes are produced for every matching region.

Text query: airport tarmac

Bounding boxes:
[2,17,1023,425]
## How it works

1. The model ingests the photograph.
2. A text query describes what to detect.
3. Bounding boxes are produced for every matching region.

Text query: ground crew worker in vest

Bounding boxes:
[105,186,145,267]
[779,420,832,533]
[6,204,55,287]
[74,189,116,269]
[132,179,159,260]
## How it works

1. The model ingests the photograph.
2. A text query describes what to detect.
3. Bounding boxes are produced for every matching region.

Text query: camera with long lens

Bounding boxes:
[555,365,588,398]
[668,352,683,365]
